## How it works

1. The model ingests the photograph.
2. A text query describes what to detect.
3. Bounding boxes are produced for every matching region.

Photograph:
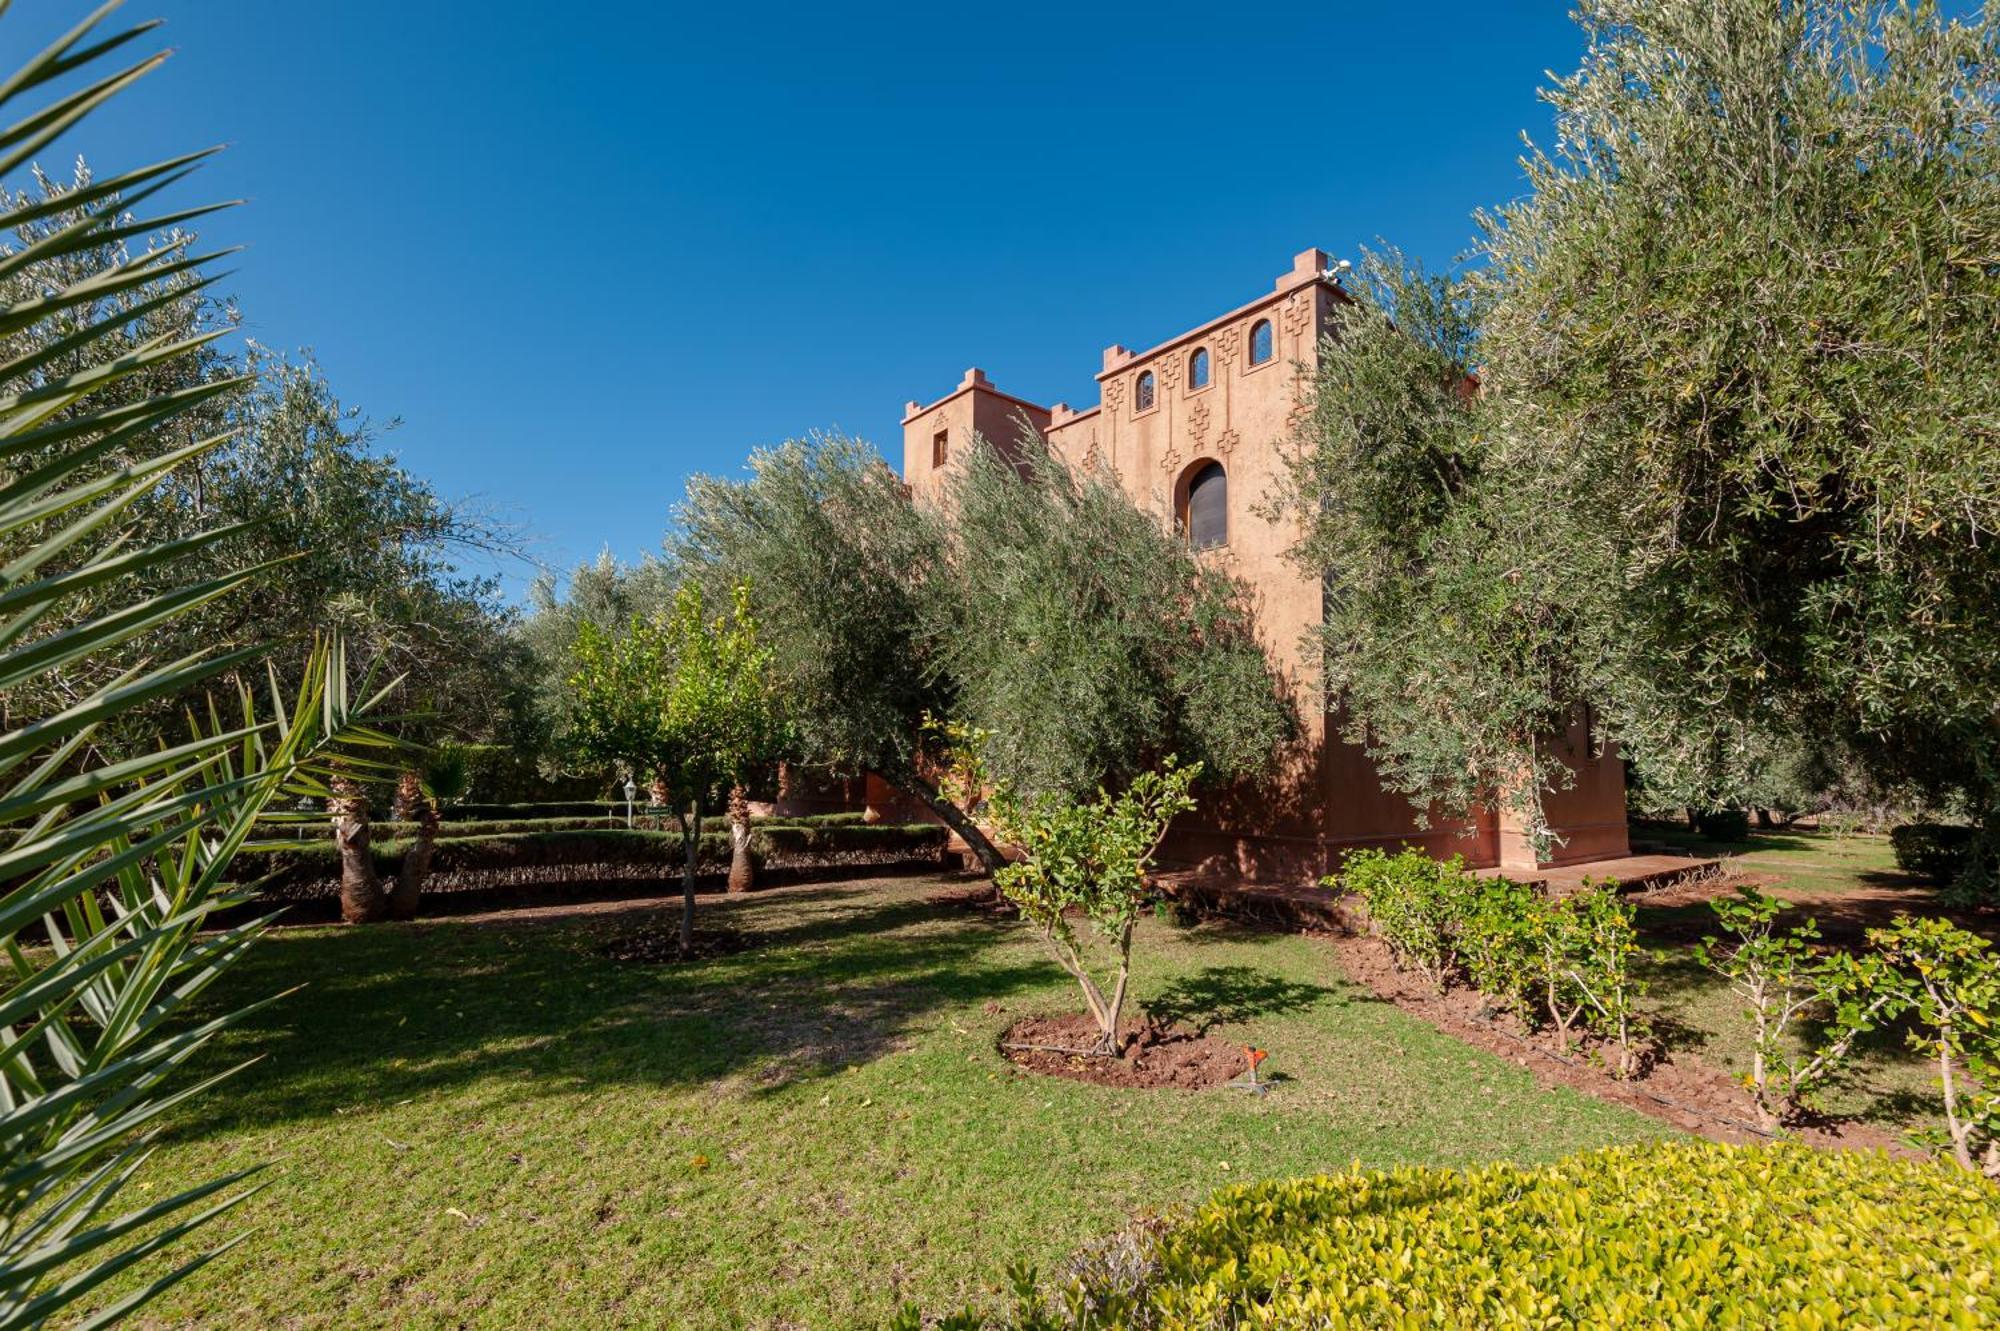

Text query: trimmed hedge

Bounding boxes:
[1892,822,1977,882]
[231,822,947,897]
[978,1142,2000,1329]
[1695,806,1752,841]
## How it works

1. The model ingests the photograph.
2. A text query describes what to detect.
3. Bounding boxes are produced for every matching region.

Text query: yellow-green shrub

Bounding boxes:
[1039,1142,2000,1329]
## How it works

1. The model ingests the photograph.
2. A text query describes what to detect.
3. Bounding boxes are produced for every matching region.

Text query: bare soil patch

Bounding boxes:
[1324,928,1907,1154]
[999,1012,1247,1090]
[595,924,760,964]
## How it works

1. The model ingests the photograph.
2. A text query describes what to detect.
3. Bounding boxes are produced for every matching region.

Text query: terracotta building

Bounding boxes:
[893,248,1630,877]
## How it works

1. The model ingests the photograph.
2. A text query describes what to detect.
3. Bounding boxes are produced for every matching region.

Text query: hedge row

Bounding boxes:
[252,810,877,840]
[924,1142,2000,1328]
[1891,822,1977,881]
[232,823,948,897]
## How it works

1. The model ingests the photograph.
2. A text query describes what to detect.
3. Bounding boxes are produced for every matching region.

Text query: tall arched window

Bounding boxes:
[1186,461,1227,550]
[1189,347,1210,389]
[1135,370,1156,412]
[1248,319,1274,365]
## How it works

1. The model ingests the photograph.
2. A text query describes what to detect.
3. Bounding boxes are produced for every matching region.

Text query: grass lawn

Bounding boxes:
[1636,821,1911,896]
[119,875,1666,1329]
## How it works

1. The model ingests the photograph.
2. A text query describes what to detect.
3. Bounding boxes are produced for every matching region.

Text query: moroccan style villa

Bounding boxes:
[882,248,1631,878]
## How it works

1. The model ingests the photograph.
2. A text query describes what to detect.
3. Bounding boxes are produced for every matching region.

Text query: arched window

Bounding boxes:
[1189,347,1210,389]
[1186,461,1227,550]
[1248,319,1274,365]
[1135,370,1156,412]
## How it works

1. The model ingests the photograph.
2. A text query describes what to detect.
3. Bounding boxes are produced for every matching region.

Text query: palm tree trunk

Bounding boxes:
[679,794,702,956]
[332,774,388,924]
[388,789,436,920]
[390,769,422,822]
[727,784,754,893]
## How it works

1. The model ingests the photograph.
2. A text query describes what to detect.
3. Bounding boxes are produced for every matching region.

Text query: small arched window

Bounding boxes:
[1135,370,1156,412]
[1249,319,1274,365]
[1189,347,1210,389]
[1186,461,1227,550]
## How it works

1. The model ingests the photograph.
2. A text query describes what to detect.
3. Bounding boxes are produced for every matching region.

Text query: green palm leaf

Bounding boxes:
[0,4,408,1325]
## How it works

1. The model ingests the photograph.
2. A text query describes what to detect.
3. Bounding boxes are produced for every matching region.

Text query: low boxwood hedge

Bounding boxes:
[949,1142,2000,1329]
[1891,822,1977,882]
[231,821,948,896]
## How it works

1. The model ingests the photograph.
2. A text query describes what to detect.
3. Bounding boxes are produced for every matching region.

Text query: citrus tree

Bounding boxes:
[564,582,784,954]
[990,759,1199,1055]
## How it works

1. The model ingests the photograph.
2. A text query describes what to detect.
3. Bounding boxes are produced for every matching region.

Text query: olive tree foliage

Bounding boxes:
[670,434,1007,864]
[1284,1,2000,871]
[1490,0,2000,829]
[932,434,1292,801]
[1275,254,1623,855]
[0,163,523,762]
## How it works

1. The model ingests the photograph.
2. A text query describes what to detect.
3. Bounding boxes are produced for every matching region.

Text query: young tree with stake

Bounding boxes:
[564,583,784,955]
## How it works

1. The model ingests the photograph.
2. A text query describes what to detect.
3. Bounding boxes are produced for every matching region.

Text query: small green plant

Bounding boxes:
[1331,848,1474,993]
[1454,877,1540,1017]
[991,759,1201,1056]
[1866,916,2000,1177]
[1553,883,1647,1077]
[1695,886,1898,1129]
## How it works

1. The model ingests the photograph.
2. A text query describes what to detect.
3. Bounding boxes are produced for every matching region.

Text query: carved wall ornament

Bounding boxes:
[1187,397,1210,446]
[1281,292,1314,338]
[1215,428,1240,457]
[1158,445,1183,474]
[1081,433,1103,472]
[1158,355,1182,390]
[1102,376,1126,412]
[1211,325,1240,367]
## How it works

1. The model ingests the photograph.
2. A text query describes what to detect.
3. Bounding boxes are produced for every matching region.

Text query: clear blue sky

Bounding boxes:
[58,1,1585,601]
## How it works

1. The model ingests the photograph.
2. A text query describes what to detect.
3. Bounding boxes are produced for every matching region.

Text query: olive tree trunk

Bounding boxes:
[876,764,1003,874]
[727,784,754,894]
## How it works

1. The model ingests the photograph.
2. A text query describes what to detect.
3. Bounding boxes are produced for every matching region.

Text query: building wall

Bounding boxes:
[897,248,1630,877]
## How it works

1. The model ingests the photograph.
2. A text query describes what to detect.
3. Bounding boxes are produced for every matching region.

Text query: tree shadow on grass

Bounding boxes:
[158,882,1057,1144]
[1143,964,1346,1035]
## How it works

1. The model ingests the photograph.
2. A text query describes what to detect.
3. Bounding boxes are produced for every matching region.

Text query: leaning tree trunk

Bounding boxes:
[678,794,702,956]
[332,774,389,924]
[727,784,754,894]
[387,773,436,921]
[876,764,1004,874]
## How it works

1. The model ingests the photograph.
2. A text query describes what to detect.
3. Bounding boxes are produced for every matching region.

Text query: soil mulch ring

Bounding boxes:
[999,1012,1249,1090]
[1325,928,1911,1156]
[596,925,761,964]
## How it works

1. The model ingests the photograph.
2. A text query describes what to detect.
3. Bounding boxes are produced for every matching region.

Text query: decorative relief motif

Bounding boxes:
[1102,376,1126,413]
[1211,325,1240,368]
[1081,433,1103,472]
[1158,445,1183,474]
[1187,397,1210,447]
[1281,292,1314,338]
[1215,428,1240,457]
[1158,355,1181,390]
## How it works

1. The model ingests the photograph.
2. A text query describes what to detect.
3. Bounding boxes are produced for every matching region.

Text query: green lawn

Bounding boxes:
[119,875,1664,1329]
[1636,821,1912,896]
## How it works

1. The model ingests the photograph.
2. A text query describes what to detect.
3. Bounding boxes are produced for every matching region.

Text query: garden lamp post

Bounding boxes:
[623,777,637,828]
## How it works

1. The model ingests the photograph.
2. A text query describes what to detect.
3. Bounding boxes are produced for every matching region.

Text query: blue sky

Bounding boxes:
[58,1,1585,601]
